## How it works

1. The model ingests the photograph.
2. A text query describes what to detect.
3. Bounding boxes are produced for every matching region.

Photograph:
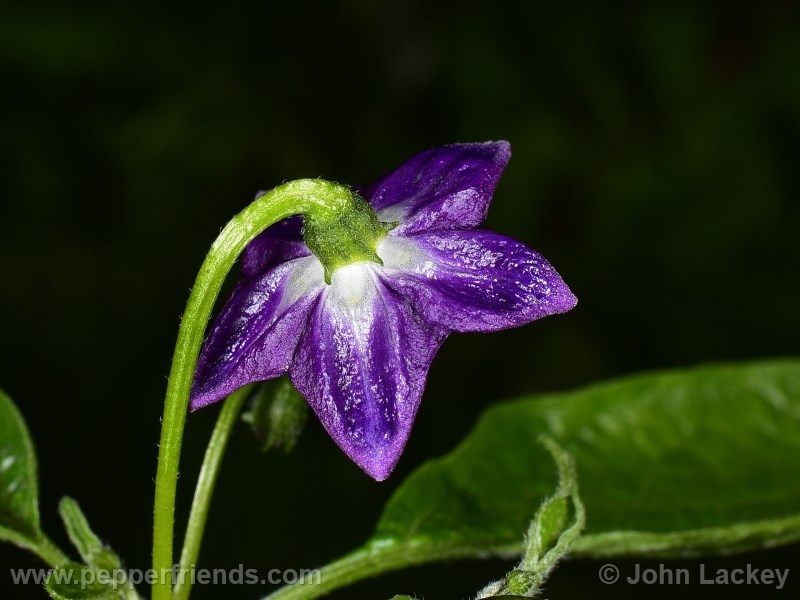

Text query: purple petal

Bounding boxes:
[241,215,310,276]
[376,231,577,333]
[361,141,511,235]
[191,256,325,410]
[289,263,446,480]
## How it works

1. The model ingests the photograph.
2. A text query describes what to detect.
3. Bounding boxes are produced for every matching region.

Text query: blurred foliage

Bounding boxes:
[1,1,799,598]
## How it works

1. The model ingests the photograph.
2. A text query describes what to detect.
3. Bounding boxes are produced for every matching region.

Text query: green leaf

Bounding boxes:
[0,389,70,566]
[242,377,307,452]
[264,358,800,600]
[46,562,119,600]
[0,387,42,546]
[376,359,800,560]
[59,498,122,571]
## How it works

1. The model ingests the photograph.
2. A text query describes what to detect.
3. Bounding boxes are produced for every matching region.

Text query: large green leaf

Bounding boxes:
[376,358,800,559]
[0,387,42,546]
[264,359,800,600]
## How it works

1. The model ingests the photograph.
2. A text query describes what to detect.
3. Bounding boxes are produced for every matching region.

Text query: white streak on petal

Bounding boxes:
[377,202,412,224]
[279,255,326,310]
[376,236,434,276]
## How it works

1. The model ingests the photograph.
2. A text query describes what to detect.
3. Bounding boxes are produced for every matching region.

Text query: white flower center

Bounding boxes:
[329,262,376,308]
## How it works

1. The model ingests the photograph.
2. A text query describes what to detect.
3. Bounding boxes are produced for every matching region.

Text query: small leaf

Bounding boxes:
[529,495,568,559]
[46,562,119,600]
[242,377,307,452]
[59,498,121,570]
[524,438,578,563]
[0,387,42,546]
[476,437,585,598]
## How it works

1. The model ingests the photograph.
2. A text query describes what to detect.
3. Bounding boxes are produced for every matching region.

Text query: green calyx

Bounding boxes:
[301,186,395,283]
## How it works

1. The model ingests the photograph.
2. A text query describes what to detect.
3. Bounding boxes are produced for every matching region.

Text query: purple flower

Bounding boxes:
[190,142,577,480]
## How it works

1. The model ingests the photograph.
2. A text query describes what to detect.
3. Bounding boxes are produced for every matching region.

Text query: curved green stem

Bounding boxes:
[261,541,521,600]
[173,386,251,600]
[152,179,357,600]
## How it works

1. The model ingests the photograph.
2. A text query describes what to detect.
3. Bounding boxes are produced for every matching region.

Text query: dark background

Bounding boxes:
[1,1,799,599]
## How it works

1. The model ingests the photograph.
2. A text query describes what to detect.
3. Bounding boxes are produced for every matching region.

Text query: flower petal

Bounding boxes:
[377,231,577,333]
[289,263,446,480]
[362,141,511,235]
[190,255,325,410]
[241,215,310,276]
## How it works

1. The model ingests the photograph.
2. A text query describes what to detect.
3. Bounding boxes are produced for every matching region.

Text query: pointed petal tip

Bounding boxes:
[188,388,222,413]
[487,139,511,159]
[567,291,579,310]
[480,139,511,173]
[352,447,402,481]
[556,287,578,314]
[319,415,410,481]
[362,463,395,482]
[448,139,511,169]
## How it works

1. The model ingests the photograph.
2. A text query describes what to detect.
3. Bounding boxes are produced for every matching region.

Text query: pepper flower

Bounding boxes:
[190,142,576,480]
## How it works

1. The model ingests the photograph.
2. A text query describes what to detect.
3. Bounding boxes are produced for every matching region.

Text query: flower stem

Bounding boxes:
[173,385,251,600]
[152,179,357,600]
